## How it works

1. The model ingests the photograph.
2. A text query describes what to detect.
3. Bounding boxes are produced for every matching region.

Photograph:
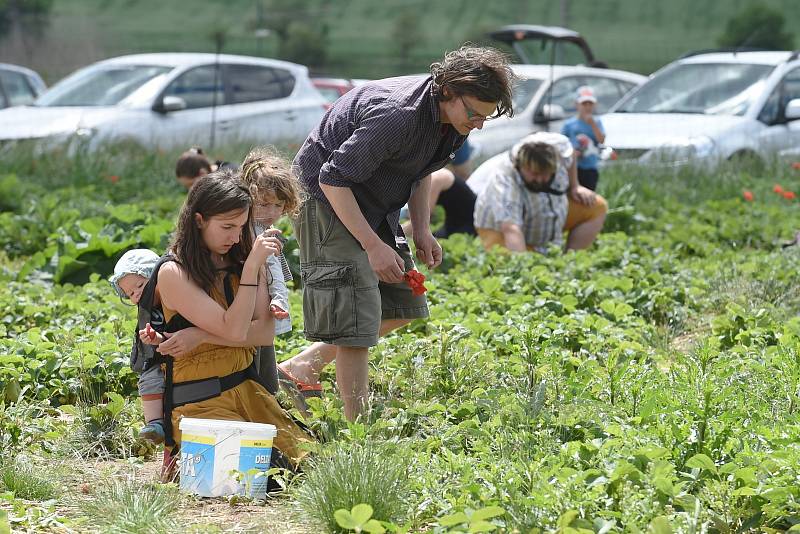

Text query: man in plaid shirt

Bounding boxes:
[279,46,516,420]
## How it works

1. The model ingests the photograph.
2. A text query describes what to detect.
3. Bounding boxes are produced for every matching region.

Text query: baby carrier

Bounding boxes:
[129,254,313,475]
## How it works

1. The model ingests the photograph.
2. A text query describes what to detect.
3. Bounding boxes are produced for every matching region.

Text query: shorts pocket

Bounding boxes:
[301,262,356,339]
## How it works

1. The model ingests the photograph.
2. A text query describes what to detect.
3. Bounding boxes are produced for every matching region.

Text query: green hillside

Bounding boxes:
[6,0,800,83]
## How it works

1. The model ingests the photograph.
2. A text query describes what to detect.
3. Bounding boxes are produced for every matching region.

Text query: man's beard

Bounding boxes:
[523,175,556,193]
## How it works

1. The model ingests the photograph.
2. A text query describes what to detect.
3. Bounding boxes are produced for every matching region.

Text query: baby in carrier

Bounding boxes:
[109,248,167,444]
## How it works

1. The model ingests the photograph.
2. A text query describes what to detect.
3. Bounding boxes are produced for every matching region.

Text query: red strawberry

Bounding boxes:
[404,269,428,296]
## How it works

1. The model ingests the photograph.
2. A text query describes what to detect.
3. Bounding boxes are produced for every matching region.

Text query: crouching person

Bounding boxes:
[137,171,312,480]
[472,132,607,253]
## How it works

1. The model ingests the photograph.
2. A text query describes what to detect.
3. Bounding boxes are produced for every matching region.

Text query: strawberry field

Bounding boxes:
[1,144,799,533]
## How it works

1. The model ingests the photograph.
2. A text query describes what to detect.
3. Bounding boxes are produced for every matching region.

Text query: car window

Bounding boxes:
[758,67,800,124]
[618,62,773,115]
[225,64,295,104]
[510,40,590,66]
[582,76,625,113]
[539,76,584,115]
[615,80,637,100]
[36,65,171,107]
[782,68,800,113]
[0,70,36,106]
[162,66,225,110]
[511,77,543,111]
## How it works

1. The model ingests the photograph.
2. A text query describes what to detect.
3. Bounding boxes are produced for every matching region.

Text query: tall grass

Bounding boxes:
[0,458,59,501]
[80,477,180,534]
[295,440,411,533]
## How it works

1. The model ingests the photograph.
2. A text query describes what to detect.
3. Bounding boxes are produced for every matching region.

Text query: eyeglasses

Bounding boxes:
[459,96,495,123]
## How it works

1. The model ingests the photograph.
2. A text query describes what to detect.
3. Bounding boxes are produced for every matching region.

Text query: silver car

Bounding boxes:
[467,64,646,164]
[0,53,327,150]
[602,51,800,166]
[0,63,46,109]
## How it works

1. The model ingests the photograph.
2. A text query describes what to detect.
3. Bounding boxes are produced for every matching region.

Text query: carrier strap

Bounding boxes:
[171,363,256,408]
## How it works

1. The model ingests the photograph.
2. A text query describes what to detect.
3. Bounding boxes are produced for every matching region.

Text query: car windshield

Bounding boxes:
[617,62,774,115]
[36,65,172,107]
[512,77,543,110]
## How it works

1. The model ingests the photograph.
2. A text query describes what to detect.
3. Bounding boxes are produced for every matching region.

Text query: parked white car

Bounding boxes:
[0,63,46,109]
[602,51,800,166]
[0,53,327,151]
[467,64,647,164]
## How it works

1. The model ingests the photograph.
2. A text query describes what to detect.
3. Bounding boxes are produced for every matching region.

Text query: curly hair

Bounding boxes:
[430,45,517,119]
[240,146,304,218]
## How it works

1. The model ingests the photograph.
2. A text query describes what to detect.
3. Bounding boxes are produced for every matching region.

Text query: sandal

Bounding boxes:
[277,366,322,413]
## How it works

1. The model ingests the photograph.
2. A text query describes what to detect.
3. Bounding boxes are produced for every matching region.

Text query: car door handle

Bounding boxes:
[284,111,298,121]
[217,120,233,130]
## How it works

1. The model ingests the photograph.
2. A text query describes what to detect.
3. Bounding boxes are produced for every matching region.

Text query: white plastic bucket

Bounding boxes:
[178,417,276,498]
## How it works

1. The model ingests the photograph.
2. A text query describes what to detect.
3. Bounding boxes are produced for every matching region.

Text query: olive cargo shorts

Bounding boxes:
[294,199,428,347]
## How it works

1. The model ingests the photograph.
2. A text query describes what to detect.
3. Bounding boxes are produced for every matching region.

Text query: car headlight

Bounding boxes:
[74,127,97,139]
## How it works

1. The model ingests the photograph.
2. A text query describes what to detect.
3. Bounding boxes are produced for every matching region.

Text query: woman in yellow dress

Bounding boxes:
[140,171,309,469]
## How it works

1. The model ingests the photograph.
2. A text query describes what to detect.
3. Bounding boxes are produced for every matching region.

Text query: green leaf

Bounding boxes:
[362,519,386,534]
[469,520,497,533]
[652,475,674,496]
[334,509,359,530]
[351,503,374,526]
[558,510,579,528]
[685,454,716,473]
[471,506,505,521]
[0,510,9,534]
[438,512,469,527]
[105,391,125,417]
[560,294,578,311]
[648,516,672,534]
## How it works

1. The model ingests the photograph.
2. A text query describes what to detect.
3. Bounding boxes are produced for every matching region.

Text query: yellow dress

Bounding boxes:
[163,271,309,465]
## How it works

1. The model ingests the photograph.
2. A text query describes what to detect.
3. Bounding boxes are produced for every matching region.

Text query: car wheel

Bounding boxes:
[728,150,764,173]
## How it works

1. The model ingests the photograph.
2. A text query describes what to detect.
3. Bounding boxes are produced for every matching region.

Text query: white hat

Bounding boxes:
[576,86,597,104]
[109,248,159,298]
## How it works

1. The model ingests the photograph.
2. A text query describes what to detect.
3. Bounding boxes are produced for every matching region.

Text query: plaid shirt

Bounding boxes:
[473,133,574,252]
[294,75,465,233]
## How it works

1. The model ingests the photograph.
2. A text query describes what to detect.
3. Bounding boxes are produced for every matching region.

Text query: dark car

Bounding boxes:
[489,24,605,67]
[0,63,46,109]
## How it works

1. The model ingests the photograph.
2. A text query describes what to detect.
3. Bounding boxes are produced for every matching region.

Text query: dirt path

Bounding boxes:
[51,452,319,534]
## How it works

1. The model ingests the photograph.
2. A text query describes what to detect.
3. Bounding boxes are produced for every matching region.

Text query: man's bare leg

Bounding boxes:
[279,318,411,384]
[335,346,369,421]
[566,213,605,250]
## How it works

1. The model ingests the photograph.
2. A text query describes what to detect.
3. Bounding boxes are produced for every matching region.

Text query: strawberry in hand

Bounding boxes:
[404,269,428,296]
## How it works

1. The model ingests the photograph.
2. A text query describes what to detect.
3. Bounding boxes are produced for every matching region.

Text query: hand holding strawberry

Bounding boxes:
[404,269,428,296]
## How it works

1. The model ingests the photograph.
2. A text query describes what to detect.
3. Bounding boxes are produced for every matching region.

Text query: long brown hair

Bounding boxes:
[169,170,253,292]
[430,45,517,119]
